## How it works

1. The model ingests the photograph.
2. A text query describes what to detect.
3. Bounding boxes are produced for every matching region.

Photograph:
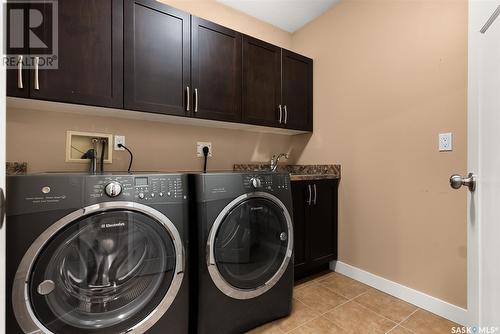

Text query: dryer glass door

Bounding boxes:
[213,198,290,290]
[28,210,177,334]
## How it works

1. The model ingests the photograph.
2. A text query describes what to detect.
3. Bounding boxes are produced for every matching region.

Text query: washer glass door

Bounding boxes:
[213,197,291,291]
[28,210,177,334]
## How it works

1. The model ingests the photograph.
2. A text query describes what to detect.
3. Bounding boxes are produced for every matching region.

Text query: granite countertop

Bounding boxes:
[233,163,341,181]
[6,162,28,176]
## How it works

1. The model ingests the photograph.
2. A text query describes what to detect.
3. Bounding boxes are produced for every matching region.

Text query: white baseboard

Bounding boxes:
[332,261,469,326]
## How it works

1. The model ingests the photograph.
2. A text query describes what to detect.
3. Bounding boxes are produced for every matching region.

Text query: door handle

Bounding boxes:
[186,86,190,111]
[278,105,283,124]
[17,55,23,89]
[307,184,312,205]
[0,187,5,229]
[34,56,40,90]
[194,88,199,113]
[284,105,288,124]
[313,184,317,205]
[450,172,476,192]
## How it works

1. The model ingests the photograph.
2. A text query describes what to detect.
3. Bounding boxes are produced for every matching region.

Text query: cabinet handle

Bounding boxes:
[284,105,288,124]
[313,183,317,205]
[17,55,23,89]
[307,184,312,205]
[34,56,40,90]
[0,187,5,229]
[194,88,198,113]
[186,86,190,111]
[278,105,282,124]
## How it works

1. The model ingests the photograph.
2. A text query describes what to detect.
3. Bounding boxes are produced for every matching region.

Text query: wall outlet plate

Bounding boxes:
[114,135,125,151]
[197,142,213,157]
[439,132,453,151]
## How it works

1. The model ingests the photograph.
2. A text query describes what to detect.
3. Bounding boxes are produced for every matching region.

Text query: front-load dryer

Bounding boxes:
[189,172,294,334]
[6,173,189,334]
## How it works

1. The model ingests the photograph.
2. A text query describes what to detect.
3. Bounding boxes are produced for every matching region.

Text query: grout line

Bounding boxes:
[397,308,419,326]
[385,309,419,334]
[319,299,351,316]
[283,315,321,333]
[352,300,398,326]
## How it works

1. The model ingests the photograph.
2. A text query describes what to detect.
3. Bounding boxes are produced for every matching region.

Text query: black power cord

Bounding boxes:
[118,143,134,173]
[202,146,209,173]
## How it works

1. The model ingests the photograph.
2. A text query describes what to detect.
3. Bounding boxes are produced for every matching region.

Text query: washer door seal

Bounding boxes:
[207,192,293,300]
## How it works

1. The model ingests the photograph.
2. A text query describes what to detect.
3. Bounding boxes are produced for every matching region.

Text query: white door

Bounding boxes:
[0,0,7,332]
[465,0,500,327]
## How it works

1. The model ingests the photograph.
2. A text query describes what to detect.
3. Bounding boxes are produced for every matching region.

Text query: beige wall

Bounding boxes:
[6,0,468,308]
[290,0,468,307]
[160,0,292,48]
[7,108,295,172]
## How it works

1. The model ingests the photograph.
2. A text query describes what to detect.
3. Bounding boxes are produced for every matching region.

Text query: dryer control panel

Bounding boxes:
[243,173,290,192]
[85,174,186,204]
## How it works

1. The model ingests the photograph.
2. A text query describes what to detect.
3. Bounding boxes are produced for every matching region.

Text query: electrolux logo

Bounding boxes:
[101,222,126,229]
[3,0,58,69]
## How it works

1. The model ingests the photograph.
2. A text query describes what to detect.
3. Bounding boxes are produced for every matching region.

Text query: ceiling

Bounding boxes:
[216,0,340,33]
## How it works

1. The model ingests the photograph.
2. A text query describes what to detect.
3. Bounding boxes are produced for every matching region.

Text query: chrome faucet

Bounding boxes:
[270,153,289,172]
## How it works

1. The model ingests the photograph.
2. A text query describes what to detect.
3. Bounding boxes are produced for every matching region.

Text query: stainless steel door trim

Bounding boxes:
[12,201,185,334]
[194,88,199,112]
[34,56,40,90]
[284,105,288,124]
[313,184,317,205]
[17,55,23,89]
[206,192,293,300]
[278,104,283,124]
[0,187,5,229]
[186,86,190,111]
[307,184,312,205]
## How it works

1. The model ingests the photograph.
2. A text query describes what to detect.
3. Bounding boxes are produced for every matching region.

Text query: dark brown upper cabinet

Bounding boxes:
[28,0,123,108]
[242,36,281,127]
[6,2,313,132]
[124,0,190,116]
[191,17,242,122]
[282,50,313,131]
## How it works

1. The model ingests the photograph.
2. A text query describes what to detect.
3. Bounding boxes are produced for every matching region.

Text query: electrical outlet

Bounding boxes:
[439,133,453,151]
[197,142,213,157]
[114,135,125,150]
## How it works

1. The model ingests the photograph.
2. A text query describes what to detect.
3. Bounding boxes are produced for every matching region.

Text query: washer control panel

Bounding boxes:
[85,174,185,203]
[243,173,290,192]
[134,175,185,201]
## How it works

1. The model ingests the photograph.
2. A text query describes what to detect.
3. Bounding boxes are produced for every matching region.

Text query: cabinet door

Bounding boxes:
[6,0,29,98]
[309,180,338,265]
[291,181,310,276]
[124,0,190,116]
[282,50,313,131]
[242,36,281,127]
[30,0,123,108]
[192,17,241,122]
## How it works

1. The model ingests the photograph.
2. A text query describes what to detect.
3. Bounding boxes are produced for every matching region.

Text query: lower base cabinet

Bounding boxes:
[291,179,339,280]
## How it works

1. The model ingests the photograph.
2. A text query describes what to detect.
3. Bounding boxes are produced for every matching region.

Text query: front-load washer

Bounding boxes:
[6,172,189,334]
[189,172,294,334]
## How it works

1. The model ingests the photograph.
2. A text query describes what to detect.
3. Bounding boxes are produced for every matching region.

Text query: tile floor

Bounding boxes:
[247,271,460,334]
